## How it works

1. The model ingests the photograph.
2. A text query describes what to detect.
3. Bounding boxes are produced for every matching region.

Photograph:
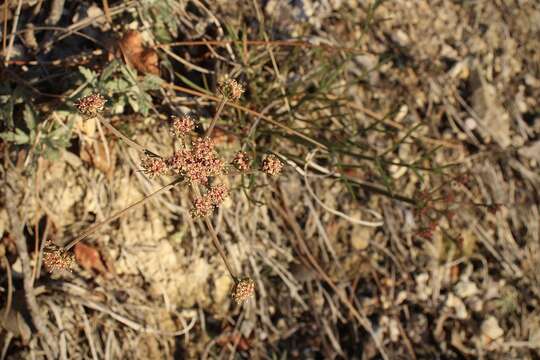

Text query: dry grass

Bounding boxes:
[1,0,540,359]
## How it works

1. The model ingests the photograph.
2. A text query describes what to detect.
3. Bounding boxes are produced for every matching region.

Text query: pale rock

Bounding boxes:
[481,316,504,345]
[455,280,479,298]
[445,293,468,319]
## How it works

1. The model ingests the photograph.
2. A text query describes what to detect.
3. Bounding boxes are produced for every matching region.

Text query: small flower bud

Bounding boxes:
[75,93,106,117]
[231,277,255,303]
[261,154,283,177]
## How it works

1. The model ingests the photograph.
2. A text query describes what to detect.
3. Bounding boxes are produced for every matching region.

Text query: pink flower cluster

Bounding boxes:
[191,184,229,218]
[167,137,224,184]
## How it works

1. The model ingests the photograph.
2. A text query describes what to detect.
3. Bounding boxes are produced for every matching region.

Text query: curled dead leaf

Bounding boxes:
[118,30,160,75]
[74,243,109,276]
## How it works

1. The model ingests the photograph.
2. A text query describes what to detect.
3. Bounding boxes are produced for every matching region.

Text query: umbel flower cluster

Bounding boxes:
[139,110,283,218]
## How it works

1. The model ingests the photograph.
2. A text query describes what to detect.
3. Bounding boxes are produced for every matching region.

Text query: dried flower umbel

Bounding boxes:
[75,93,106,117]
[231,277,255,303]
[191,184,229,218]
[43,241,75,273]
[218,78,245,102]
[67,77,272,289]
[141,156,168,177]
[232,151,251,172]
[171,114,196,137]
[261,154,283,177]
[167,137,224,184]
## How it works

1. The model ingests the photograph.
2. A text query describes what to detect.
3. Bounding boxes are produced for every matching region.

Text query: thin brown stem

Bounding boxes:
[191,182,237,282]
[64,179,183,250]
[204,217,238,282]
[1,255,13,323]
[96,114,161,157]
[155,39,361,54]
[205,97,227,138]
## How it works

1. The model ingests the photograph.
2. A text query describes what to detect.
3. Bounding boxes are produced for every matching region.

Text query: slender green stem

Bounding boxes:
[64,179,183,250]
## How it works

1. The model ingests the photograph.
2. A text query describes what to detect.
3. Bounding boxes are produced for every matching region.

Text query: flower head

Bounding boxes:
[231,277,255,303]
[261,154,283,177]
[167,137,224,184]
[190,184,229,218]
[191,196,214,218]
[141,156,168,177]
[171,114,196,137]
[43,242,75,273]
[218,78,244,102]
[207,184,229,206]
[75,93,106,117]
[232,151,251,172]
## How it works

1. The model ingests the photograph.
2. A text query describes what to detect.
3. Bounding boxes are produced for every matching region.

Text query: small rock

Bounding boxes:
[446,293,468,319]
[455,280,479,298]
[481,316,504,345]
[350,226,371,250]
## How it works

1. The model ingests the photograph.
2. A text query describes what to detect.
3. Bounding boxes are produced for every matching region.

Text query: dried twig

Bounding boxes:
[5,180,55,350]
[4,0,22,65]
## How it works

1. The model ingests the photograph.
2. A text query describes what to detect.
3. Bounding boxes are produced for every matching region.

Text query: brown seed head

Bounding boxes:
[218,78,244,102]
[232,151,250,172]
[141,156,168,177]
[171,114,196,137]
[43,242,75,273]
[232,277,255,303]
[75,93,106,117]
[261,154,283,177]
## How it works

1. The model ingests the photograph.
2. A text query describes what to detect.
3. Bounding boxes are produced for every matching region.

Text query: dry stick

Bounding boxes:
[96,114,158,156]
[1,255,13,323]
[102,0,112,24]
[205,97,227,138]
[64,179,183,250]
[4,0,22,66]
[2,0,8,54]
[5,184,55,349]
[204,218,238,282]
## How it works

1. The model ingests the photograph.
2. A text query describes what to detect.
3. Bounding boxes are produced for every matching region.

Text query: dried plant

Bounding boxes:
[66,79,267,299]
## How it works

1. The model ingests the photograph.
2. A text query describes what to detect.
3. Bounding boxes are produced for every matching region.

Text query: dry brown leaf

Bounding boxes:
[119,30,144,57]
[74,243,109,275]
[139,49,160,75]
[118,30,160,75]
[216,332,251,351]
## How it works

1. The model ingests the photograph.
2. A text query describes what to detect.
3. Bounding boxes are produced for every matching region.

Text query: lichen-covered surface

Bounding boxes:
[1,1,539,359]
